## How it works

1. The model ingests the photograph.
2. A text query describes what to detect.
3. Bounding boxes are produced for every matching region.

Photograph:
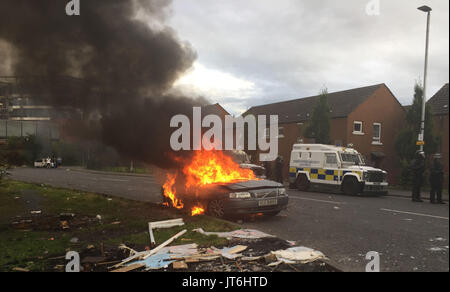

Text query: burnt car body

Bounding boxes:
[239,163,266,179]
[163,179,289,218]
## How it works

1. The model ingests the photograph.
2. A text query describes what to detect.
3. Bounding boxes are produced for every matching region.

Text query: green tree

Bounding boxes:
[0,135,42,166]
[395,82,441,185]
[304,88,331,144]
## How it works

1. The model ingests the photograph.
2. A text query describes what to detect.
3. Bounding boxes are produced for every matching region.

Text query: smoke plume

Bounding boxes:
[0,0,207,168]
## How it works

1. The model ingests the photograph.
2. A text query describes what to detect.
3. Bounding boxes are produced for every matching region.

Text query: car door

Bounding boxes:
[324,153,340,184]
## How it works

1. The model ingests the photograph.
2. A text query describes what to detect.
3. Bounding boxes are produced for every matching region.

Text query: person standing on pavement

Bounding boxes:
[275,156,284,184]
[263,161,272,180]
[429,154,445,204]
[411,150,426,202]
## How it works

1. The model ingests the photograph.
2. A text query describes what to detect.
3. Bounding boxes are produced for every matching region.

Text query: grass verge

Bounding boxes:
[0,179,238,272]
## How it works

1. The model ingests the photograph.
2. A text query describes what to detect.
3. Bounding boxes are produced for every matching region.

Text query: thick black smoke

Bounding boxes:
[0,0,207,168]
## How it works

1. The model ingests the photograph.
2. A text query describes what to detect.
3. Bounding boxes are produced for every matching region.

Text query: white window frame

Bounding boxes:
[353,121,364,135]
[372,123,382,145]
[278,126,285,138]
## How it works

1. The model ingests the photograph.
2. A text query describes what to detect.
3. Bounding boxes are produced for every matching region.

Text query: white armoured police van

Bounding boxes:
[288,144,388,195]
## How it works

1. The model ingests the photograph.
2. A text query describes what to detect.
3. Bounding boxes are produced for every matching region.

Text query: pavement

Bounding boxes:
[388,188,448,202]
[8,167,449,272]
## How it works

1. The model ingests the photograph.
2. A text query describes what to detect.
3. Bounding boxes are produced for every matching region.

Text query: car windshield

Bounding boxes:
[229,151,251,164]
[340,153,363,165]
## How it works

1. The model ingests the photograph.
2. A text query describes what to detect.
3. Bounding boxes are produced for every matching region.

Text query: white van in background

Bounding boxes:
[288,144,388,195]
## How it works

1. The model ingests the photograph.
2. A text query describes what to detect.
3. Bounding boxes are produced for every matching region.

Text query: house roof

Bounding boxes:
[201,103,230,118]
[427,83,449,116]
[243,84,384,124]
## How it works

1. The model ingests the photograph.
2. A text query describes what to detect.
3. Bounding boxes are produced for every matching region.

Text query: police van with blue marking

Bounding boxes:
[288,144,388,195]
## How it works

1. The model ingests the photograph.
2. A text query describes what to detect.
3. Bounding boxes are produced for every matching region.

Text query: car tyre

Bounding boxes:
[343,177,360,196]
[296,174,310,191]
[207,199,226,218]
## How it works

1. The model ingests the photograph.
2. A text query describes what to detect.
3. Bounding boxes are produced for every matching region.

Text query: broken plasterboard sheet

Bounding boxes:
[271,247,326,264]
[193,228,275,239]
[129,253,175,270]
[212,245,248,260]
[154,243,198,256]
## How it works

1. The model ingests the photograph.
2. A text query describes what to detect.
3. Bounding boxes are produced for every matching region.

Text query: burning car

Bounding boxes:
[161,150,288,218]
[228,150,266,179]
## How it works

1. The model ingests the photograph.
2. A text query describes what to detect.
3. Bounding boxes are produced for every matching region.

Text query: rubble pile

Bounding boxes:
[105,219,336,273]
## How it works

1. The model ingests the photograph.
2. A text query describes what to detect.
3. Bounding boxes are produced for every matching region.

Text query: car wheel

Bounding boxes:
[296,174,310,191]
[207,199,225,218]
[343,177,360,196]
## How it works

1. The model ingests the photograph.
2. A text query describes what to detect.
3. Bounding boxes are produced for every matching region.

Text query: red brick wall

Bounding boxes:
[433,114,449,187]
[253,85,406,184]
[347,85,406,183]
[258,118,349,180]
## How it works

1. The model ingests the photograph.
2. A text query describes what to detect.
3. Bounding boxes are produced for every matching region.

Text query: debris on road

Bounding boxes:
[60,220,69,230]
[173,261,188,270]
[270,246,326,266]
[110,263,146,273]
[69,237,79,244]
[148,218,185,246]
[143,229,187,259]
[12,267,30,272]
[212,245,247,260]
[11,219,33,229]
[193,228,275,239]
[105,225,332,273]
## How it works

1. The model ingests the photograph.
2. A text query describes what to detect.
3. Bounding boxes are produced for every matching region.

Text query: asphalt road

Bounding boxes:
[9,167,162,203]
[9,167,449,272]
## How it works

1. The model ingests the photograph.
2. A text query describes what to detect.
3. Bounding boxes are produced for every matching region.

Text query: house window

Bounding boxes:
[278,127,284,138]
[353,121,363,135]
[373,123,382,144]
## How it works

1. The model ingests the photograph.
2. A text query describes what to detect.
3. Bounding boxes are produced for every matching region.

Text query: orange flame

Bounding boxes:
[162,150,256,216]
[162,173,184,209]
[191,206,205,216]
[183,150,256,188]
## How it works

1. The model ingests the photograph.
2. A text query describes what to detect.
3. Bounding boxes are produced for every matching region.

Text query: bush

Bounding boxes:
[0,135,42,166]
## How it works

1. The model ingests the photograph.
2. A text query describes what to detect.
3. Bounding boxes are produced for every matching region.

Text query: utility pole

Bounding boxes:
[417,5,432,151]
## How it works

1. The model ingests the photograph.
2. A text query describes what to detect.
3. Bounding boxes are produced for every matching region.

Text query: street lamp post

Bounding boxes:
[417,5,432,152]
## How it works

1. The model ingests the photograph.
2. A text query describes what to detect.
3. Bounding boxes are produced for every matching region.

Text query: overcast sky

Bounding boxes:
[168,0,449,115]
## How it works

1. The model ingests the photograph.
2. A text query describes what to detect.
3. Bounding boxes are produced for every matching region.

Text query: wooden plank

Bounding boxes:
[110,251,151,269]
[150,218,184,229]
[148,219,184,245]
[110,263,145,273]
[143,229,187,259]
[172,261,188,270]
[228,245,247,254]
[149,223,156,245]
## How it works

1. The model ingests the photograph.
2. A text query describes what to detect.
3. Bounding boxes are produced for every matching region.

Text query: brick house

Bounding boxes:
[427,83,449,186]
[243,84,406,183]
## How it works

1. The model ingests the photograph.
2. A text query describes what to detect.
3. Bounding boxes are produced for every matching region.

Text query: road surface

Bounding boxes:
[9,167,449,272]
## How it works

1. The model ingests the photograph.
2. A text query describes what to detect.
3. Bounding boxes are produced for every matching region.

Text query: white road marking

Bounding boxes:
[380,208,449,220]
[289,196,345,205]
